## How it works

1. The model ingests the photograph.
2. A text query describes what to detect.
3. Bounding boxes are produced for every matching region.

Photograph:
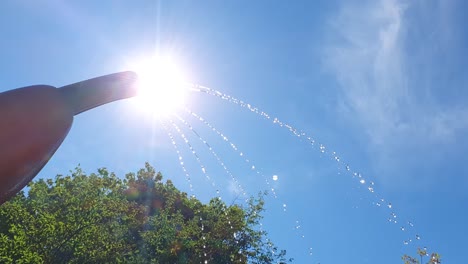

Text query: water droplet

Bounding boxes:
[370,181,375,185]
[294,221,301,229]
[201,167,206,173]
[376,202,381,207]
[309,248,313,255]
[388,203,392,209]
[239,152,243,156]
[368,186,374,192]
[346,165,350,171]
[251,165,255,170]
[416,234,421,240]
[204,260,208,264]
[319,145,325,153]
[272,175,278,181]
[403,241,409,245]
[400,226,405,231]
[408,221,414,227]
[360,179,366,184]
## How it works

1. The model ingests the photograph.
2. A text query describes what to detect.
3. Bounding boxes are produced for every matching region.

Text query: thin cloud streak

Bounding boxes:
[323,0,468,185]
[324,0,468,145]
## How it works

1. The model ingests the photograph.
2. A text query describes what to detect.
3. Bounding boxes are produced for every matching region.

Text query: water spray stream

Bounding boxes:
[169,113,249,203]
[180,109,312,256]
[160,120,209,263]
[169,118,248,262]
[173,113,265,248]
[183,108,278,199]
[168,119,217,191]
[173,114,248,203]
[160,120,195,195]
[192,83,423,247]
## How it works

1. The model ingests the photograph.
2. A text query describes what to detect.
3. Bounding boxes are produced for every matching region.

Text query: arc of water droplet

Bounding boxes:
[176,110,252,260]
[160,120,209,261]
[195,85,404,253]
[169,119,217,191]
[170,118,241,236]
[192,84,306,138]
[182,108,281,211]
[173,113,248,201]
[184,108,278,200]
[160,120,195,195]
[175,112,278,253]
[181,109,312,254]
[193,85,354,184]
[191,83,423,250]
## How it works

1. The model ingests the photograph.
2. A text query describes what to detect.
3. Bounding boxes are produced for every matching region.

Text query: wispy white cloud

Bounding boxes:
[323,0,468,185]
[228,178,243,196]
[324,0,408,145]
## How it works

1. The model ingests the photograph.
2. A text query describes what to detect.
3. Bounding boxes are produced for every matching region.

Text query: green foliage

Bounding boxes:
[0,163,291,263]
[402,248,441,264]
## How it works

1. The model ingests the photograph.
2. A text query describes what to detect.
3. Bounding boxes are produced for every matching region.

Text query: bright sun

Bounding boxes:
[130,56,189,116]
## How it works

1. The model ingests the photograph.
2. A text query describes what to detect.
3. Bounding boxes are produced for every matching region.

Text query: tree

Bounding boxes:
[0,163,291,263]
[402,248,441,264]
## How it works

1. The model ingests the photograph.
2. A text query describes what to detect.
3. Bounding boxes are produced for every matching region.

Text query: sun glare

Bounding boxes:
[131,56,189,116]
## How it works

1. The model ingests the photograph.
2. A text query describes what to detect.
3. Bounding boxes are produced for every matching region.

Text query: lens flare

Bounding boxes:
[130,56,189,116]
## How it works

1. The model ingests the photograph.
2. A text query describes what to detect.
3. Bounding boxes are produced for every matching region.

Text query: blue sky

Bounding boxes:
[1,0,467,263]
